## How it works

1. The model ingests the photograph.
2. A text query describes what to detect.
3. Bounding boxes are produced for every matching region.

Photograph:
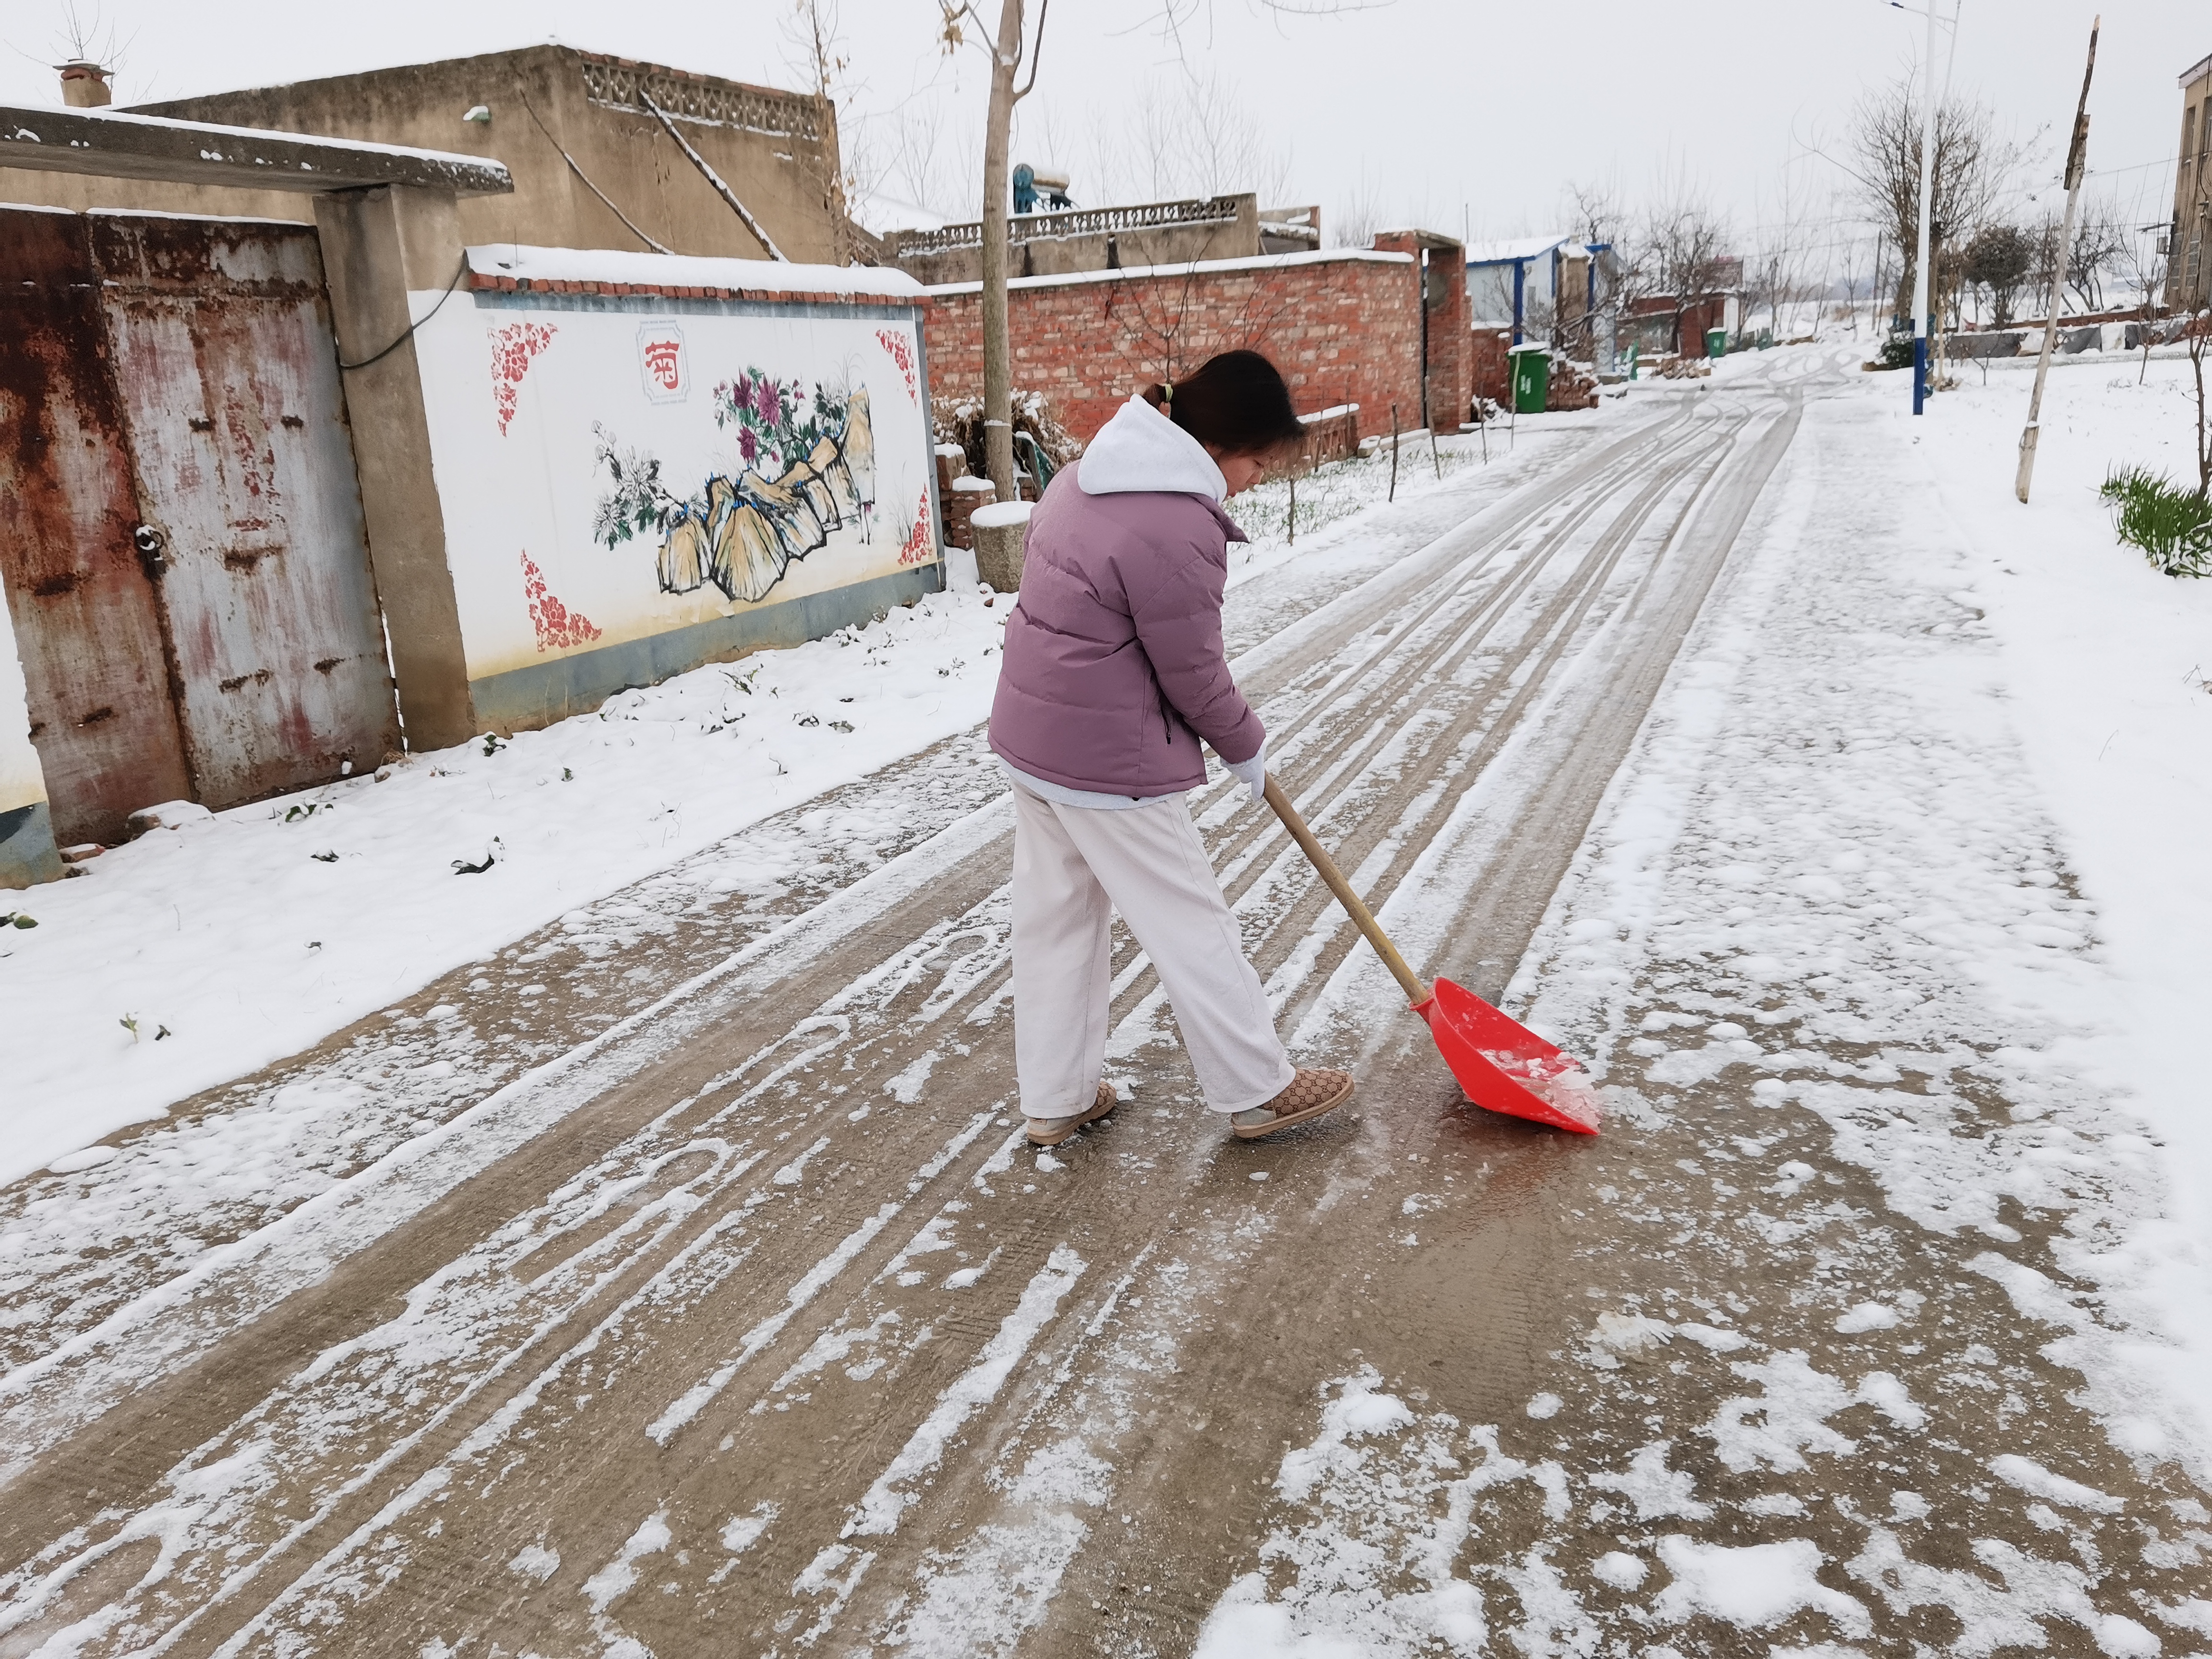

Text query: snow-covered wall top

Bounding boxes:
[0,581,46,819]
[409,277,937,705]
[466,245,926,302]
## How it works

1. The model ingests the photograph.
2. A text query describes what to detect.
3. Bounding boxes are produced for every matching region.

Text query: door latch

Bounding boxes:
[133,525,167,572]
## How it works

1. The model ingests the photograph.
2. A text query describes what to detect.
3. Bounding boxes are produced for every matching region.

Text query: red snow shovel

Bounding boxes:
[1262,773,1601,1135]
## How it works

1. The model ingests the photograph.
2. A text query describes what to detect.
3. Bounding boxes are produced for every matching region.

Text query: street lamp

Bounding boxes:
[1891,0,1961,415]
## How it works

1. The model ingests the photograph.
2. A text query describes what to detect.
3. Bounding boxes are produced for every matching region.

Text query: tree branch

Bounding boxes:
[1014,0,1051,100]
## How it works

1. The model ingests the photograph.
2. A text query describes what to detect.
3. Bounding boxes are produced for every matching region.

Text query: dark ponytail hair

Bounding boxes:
[1141,349,1305,458]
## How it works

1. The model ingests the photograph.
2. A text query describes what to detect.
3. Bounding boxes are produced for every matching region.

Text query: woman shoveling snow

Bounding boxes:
[989,350,1356,1148]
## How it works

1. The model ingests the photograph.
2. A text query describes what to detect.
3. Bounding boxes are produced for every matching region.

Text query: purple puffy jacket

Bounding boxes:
[988,410,1264,796]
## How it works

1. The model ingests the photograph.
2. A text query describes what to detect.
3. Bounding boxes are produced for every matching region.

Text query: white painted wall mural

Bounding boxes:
[413,273,935,688]
[0,580,49,821]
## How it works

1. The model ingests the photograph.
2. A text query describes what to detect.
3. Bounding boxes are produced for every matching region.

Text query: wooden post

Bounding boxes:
[1389,404,1400,502]
[2018,16,2100,504]
[1287,474,1296,544]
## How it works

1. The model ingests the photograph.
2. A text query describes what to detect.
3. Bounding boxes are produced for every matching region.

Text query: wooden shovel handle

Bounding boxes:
[1261,771,1433,1008]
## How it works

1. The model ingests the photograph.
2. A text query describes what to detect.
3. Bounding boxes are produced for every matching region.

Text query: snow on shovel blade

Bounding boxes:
[1414,977,1601,1135]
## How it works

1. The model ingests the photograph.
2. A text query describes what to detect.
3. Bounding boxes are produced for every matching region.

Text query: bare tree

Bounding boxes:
[2106,218,2170,383]
[2035,199,2126,315]
[1632,187,1734,354]
[938,0,1050,498]
[1740,167,1826,341]
[1560,178,1630,359]
[1843,79,2019,330]
[785,0,866,263]
[1091,72,1292,207]
[1329,174,1384,251]
[48,2,133,99]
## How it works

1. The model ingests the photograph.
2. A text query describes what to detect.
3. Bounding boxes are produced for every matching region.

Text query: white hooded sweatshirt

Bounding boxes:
[1073,394,1228,502]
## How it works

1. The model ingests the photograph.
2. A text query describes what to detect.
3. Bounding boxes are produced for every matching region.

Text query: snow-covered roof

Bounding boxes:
[850,189,953,238]
[465,244,925,300]
[1464,233,1583,267]
[0,101,512,195]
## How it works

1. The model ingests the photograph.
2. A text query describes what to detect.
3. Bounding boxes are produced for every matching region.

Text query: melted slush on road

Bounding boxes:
[3,354,2207,1658]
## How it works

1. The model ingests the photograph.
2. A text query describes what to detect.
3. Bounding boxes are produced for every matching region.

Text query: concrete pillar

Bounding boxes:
[1375,231,1469,433]
[971,503,1032,593]
[313,184,479,751]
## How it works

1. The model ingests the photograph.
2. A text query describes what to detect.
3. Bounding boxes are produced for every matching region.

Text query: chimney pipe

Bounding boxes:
[58,61,112,108]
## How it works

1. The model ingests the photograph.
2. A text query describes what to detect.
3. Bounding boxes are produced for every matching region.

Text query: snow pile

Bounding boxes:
[0,590,1006,1184]
[1650,1535,1868,1635]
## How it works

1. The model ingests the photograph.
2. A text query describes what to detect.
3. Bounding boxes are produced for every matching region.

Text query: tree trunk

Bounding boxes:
[979,0,1024,502]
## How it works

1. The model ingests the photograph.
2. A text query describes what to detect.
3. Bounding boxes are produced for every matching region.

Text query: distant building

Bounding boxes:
[2170,48,2212,310]
[0,44,853,264]
[1465,235,1612,357]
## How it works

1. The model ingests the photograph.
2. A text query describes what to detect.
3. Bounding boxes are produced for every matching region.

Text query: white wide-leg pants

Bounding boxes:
[1011,785,1295,1117]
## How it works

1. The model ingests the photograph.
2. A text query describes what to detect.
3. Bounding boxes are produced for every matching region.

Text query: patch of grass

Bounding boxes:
[2098,466,2212,578]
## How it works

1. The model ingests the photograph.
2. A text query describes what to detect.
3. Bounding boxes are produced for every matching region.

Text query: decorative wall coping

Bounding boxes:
[887,193,1254,257]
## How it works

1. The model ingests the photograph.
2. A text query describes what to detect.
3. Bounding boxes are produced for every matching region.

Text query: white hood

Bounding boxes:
[1074,395,1227,502]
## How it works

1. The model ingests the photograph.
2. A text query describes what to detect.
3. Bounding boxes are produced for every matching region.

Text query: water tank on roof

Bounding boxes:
[1013,162,1073,214]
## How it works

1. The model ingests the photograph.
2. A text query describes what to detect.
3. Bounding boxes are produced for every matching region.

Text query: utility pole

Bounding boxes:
[969,0,1047,503]
[978,0,1025,504]
[2016,15,2100,504]
[1911,0,1936,414]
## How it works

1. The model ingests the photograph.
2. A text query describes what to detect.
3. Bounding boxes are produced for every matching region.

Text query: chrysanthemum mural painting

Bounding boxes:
[592,368,879,605]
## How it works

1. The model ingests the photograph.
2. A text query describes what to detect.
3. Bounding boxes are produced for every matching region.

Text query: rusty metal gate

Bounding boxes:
[0,207,397,846]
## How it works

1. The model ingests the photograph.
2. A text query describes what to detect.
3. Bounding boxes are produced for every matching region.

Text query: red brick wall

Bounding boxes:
[1470,328,1512,406]
[920,252,1424,447]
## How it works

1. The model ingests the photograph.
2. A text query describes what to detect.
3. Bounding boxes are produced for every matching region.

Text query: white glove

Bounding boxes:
[1224,743,1267,805]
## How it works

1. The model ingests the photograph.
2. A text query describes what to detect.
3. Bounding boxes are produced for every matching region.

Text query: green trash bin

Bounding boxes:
[1509,345,1550,414]
[1704,326,1729,359]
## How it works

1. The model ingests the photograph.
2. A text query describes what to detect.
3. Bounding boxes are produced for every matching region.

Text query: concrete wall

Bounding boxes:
[922,250,1422,447]
[0,46,844,265]
[0,579,62,889]
[409,252,940,731]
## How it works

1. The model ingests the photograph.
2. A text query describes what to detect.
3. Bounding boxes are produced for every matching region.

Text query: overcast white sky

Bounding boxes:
[3,1,2201,259]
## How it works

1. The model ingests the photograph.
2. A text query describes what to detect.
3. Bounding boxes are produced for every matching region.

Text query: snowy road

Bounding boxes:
[5,351,2209,1657]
